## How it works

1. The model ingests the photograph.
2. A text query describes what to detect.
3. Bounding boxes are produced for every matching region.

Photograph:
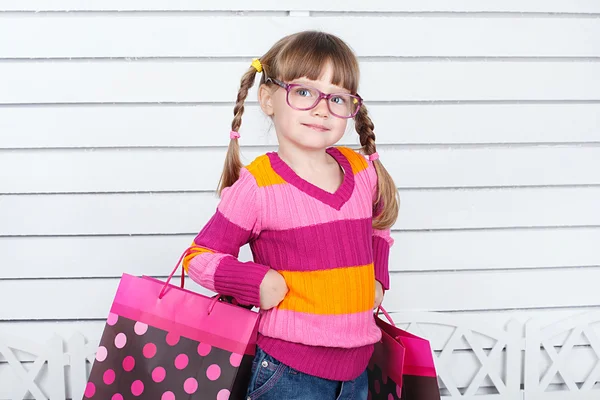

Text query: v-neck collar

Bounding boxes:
[266,146,355,210]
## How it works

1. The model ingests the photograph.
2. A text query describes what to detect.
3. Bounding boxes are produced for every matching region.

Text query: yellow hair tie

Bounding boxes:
[251,58,263,73]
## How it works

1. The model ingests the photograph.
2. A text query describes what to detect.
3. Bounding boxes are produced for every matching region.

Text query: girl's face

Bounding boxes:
[259,62,350,152]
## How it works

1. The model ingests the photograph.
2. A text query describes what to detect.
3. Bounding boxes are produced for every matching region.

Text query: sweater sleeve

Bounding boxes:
[183,167,270,307]
[368,160,395,291]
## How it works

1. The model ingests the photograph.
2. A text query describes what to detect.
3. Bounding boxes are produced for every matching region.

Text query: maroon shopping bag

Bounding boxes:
[83,249,259,400]
[368,307,441,400]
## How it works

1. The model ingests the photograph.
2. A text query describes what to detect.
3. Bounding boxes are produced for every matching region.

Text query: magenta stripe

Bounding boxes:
[111,302,256,356]
[213,257,270,307]
[251,218,373,271]
[193,209,253,257]
[373,235,391,290]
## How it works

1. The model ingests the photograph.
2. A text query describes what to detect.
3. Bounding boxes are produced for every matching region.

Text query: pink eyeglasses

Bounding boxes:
[266,77,363,119]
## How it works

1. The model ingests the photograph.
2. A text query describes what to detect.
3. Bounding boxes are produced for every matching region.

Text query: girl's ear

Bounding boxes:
[258,84,275,116]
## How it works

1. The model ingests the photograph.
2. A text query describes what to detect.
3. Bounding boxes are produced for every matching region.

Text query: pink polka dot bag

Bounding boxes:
[83,248,259,400]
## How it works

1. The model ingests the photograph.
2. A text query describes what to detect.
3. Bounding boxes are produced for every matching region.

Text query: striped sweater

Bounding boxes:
[185,145,394,381]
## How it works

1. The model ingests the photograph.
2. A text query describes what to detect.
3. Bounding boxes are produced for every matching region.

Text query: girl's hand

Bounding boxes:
[374,280,384,309]
[259,269,289,310]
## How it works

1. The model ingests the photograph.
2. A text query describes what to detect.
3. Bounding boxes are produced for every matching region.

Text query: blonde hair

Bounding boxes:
[217,31,399,230]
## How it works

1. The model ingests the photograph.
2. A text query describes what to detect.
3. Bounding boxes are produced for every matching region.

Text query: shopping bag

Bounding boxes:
[368,306,441,400]
[83,248,259,400]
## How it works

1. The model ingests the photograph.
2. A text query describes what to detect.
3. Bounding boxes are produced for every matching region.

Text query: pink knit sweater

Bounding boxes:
[186,146,394,380]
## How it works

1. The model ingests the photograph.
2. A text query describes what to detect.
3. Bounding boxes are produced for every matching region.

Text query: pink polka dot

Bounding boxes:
[96,346,108,362]
[229,353,242,367]
[134,321,148,335]
[175,353,189,370]
[84,382,96,398]
[122,355,135,372]
[103,369,116,385]
[143,342,157,358]
[131,380,144,396]
[107,313,118,326]
[388,394,394,400]
[114,333,127,349]
[111,394,123,400]
[374,379,380,394]
[161,392,175,400]
[166,332,180,346]
[396,384,402,397]
[217,389,231,400]
[197,342,212,356]
[382,374,388,384]
[368,391,372,400]
[184,377,198,394]
[152,366,166,382]
[207,364,221,381]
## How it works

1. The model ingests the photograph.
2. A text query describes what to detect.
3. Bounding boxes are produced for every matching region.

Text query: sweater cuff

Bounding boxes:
[213,257,270,307]
[373,235,391,290]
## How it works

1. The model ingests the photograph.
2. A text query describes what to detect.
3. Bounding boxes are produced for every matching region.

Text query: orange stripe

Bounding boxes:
[336,146,368,174]
[182,243,215,273]
[247,155,287,187]
[278,264,375,315]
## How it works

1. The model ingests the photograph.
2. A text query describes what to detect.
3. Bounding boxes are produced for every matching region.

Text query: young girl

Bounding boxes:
[183,31,399,399]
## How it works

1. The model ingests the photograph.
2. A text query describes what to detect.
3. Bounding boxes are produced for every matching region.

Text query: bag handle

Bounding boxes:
[376,305,395,326]
[157,246,224,315]
[158,246,190,299]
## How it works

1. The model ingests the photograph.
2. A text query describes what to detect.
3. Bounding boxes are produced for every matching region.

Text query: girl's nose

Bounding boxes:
[311,97,330,117]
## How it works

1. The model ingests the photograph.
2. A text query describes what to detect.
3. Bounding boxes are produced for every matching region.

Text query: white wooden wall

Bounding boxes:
[1,1,599,398]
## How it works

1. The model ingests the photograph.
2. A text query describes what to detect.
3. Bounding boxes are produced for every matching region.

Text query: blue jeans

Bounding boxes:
[246,346,368,399]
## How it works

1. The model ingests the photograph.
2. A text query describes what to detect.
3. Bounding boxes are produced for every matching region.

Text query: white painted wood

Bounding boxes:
[392,312,522,398]
[2,104,599,149]
[2,16,599,58]
[2,268,599,320]
[1,187,599,236]
[65,332,92,400]
[1,61,599,104]
[525,312,600,399]
[2,228,599,279]
[2,145,599,193]
[0,333,65,399]
[1,0,599,13]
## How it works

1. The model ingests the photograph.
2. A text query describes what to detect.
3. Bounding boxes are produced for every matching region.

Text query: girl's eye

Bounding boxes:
[295,88,312,97]
[330,96,345,105]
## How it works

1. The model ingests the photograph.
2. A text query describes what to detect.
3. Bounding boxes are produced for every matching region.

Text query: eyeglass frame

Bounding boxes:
[264,77,363,119]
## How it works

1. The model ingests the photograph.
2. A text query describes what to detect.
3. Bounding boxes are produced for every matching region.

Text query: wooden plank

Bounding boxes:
[2,228,599,279]
[1,104,600,149]
[2,145,599,194]
[1,16,599,58]
[1,61,598,104]
[1,0,599,13]
[0,229,596,278]
[2,268,599,320]
[1,187,599,236]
